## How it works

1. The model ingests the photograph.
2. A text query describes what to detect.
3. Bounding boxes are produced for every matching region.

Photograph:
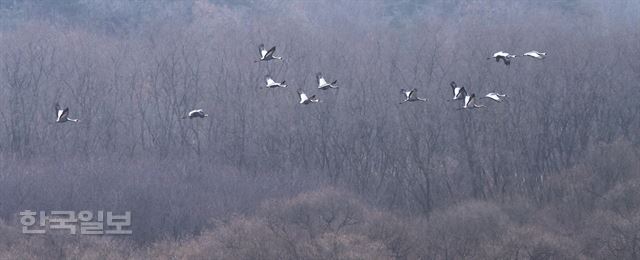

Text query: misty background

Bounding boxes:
[1,0,639,259]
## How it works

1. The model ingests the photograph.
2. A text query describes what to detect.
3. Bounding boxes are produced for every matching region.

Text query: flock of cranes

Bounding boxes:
[450,50,545,109]
[488,50,546,65]
[53,46,547,123]
[391,49,543,109]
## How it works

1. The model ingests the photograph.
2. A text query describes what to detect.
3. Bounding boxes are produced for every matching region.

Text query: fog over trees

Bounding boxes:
[1,0,639,259]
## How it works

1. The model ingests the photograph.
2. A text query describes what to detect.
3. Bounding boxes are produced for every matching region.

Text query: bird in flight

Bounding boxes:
[255,44,282,62]
[400,88,427,104]
[488,51,517,65]
[523,51,546,59]
[55,103,79,123]
[316,73,338,90]
[449,81,467,101]
[297,90,319,105]
[265,75,287,88]
[483,92,507,102]
[461,94,485,109]
[183,109,208,119]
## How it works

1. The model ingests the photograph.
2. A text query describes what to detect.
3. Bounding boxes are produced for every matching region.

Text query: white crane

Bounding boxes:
[297,90,319,105]
[316,73,338,90]
[255,44,282,62]
[483,92,507,102]
[400,88,427,104]
[55,103,79,123]
[461,94,485,109]
[449,81,467,101]
[523,51,546,59]
[265,75,287,88]
[488,51,516,65]
[183,109,208,119]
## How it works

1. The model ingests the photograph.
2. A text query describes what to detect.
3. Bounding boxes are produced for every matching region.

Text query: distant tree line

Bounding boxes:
[0,0,639,258]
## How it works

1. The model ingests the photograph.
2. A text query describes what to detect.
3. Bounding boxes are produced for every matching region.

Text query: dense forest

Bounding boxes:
[1,0,639,259]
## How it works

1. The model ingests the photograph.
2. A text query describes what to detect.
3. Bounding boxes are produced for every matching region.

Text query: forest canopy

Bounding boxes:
[1,0,639,259]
